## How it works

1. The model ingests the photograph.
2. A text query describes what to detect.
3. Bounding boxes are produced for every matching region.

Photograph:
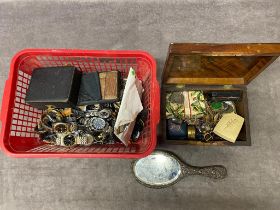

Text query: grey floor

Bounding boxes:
[0,0,280,209]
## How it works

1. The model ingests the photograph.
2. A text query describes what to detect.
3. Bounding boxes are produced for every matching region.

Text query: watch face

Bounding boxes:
[91,117,106,131]
[63,134,76,146]
[98,109,111,119]
[53,123,68,133]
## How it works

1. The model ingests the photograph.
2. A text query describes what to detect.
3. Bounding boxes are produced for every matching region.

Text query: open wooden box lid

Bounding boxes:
[162,43,280,85]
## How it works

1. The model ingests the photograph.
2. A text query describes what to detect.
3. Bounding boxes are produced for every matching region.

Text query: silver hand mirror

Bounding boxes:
[132,150,227,188]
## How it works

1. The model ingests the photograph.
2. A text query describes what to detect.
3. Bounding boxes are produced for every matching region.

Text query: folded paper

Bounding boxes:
[114,68,143,146]
[213,113,244,143]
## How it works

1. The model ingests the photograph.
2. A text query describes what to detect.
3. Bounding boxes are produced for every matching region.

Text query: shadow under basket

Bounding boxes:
[160,43,280,146]
[0,49,159,158]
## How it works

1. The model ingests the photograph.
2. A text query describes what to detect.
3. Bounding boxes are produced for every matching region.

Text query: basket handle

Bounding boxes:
[154,81,160,124]
[0,79,12,151]
[0,79,11,124]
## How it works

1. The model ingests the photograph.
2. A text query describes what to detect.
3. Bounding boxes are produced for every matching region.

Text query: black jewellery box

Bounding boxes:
[25,66,82,109]
[160,43,280,146]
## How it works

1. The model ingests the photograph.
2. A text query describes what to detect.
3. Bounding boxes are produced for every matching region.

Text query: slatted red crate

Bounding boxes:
[0,49,159,158]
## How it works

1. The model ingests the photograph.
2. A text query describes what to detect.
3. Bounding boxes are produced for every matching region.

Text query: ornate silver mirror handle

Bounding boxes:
[182,164,227,179]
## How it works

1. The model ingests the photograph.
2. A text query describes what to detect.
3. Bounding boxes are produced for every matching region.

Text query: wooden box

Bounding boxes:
[161,43,280,146]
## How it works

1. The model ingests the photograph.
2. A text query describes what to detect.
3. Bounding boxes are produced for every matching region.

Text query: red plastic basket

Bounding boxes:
[0,49,159,158]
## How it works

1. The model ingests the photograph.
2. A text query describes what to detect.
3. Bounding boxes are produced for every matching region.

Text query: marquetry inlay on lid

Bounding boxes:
[162,43,280,85]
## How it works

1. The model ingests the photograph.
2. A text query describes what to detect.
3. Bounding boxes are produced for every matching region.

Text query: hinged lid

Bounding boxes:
[162,43,280,85]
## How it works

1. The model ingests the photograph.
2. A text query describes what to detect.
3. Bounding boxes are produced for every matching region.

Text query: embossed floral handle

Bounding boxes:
[181,164,227,179]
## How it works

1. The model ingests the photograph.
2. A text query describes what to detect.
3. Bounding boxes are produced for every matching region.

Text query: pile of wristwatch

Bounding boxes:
[35,103,120,146]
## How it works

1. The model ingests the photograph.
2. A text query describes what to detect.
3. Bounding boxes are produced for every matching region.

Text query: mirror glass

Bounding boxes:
[133,151,182,186]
